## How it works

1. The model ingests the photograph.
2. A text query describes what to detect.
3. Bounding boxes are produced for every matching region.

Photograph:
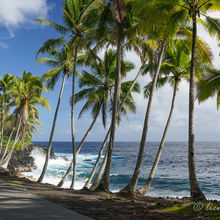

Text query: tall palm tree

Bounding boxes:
[36,0,100,187]
[57,49,138,188]
[0,71,50,169]
[88,61,148,190]
[120,1,179,195]
[137,38,212,195]
[95,0,131,192]
[165,0,220,200]
[37,45,73,183]
[0,74,14,154]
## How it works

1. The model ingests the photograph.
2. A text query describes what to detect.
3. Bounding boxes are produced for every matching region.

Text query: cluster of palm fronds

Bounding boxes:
[0,72,50,168]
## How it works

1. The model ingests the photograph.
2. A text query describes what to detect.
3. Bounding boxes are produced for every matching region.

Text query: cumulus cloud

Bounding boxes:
[0,0,50,48]
[0,0,49,28]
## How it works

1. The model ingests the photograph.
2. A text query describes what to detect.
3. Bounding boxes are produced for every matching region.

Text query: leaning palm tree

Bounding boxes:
[120,1,179,195]
[0,74,14,154]
[57,48,138,188]
[137,38,212,195]
[86,42,152,190]
[36,0,100,187]
[0,71,50,169]
[96,0,136,192]
[37,45,73,183]
[165,0,220,200]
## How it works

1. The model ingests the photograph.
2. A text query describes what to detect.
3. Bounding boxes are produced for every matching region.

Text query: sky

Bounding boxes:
[0,1,220,142]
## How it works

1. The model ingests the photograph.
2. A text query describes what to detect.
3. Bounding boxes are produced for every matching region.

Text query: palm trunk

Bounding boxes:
[57,106,100,188]
[137,80,178,195]
[188,12,206,201]
[90,148,109,191]
[1,127,15,160]
[120,41,166,195]
[0,118,22,169]
[70,47,78,190]
[38,73,66,183]
[96,23,123,192]
[0,93,5,154]
[1,133,21,169]
[87,65,144,190]
[84,128,110,189]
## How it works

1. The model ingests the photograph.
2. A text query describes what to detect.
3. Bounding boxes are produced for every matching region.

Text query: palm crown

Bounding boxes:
[75,49,140,128]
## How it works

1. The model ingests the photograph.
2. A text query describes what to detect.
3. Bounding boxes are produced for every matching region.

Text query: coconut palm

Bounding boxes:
[0,71,50,169]
[36,0,101,187]
[164,0,220,200]
[0,74,15,154]
[137,38,212,195]
[119,1,180,195]
[57,48,139,188]
[37,45,73,183]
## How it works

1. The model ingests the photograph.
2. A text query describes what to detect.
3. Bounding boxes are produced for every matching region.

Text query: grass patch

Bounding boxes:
[103,194,117,200]
[160,201,220,218]
[8,180,23,185]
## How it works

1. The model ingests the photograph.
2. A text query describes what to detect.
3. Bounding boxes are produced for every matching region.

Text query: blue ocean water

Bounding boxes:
[25,141,220,200]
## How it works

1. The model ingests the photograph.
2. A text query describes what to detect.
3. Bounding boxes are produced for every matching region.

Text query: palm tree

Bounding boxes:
[88,61,147,190]
[95,0,132,192]
[37,45,73,183]
[0,71,50,169]
[0,74,14,154]
[57,49,138,188]
[36,0,101,187]
[165,0,220,200]
[136,39,211,195]
[119,1,178,195]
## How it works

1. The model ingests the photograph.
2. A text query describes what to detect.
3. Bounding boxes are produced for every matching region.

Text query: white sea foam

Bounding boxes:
[22,148,99,190]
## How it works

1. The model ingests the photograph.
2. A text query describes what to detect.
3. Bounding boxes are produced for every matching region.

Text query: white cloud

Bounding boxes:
[0,42,8,49]
[0,0,50,47]
[0,0,49,28]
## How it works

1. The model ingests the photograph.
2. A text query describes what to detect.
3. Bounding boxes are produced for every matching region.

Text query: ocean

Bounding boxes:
[24,141,220,200]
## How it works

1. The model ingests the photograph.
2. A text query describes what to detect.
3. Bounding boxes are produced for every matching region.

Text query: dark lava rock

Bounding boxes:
[8,144,57,171]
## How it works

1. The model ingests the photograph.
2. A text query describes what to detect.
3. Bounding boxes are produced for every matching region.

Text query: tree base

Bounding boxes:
[94,182,109,192]
[191,189,206,201]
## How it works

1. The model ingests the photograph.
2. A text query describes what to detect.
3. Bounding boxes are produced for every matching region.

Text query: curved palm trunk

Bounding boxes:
[84,128,110,189]
[84,65,144,189]
[57,106,100,188]
[0,93,5,154]
[90,148,109,191]
[70,47,78,190]
[188,13,206,200]
[38,73,67,183]
[1,127,15,160]
[85,64,144,189]
[96,23,123,192]
[0,118,22,169]
[120,41,166,195]
[88,65,144,190]
[137,81,178,195]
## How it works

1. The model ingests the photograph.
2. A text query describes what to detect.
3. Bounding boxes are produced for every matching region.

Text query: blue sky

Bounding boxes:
[0,1,220,142]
